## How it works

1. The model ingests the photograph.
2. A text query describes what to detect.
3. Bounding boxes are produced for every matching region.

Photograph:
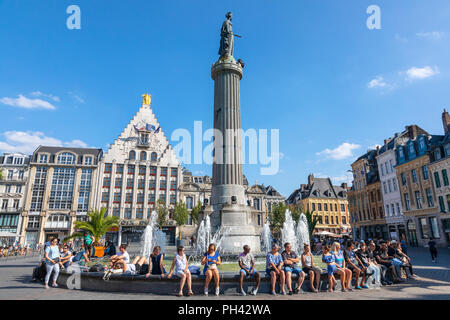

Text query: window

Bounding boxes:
[312,203,316,211]
[27,216,40,229]
[340,204,345,212]
[151,152,157,162]
[434,172,441,188]
[411,170,418,183]
[381,164,385,176]
[390,159,394,172]
[330,216,334,224]
[16,185,22,194]
[113,193,121,203]
[138,179,145,189]
[129,151,136,160]
[5,185,11,193]
[429,217,440,239]
[422,166,429,180]
[150,166,157,176]
[186,196,193,209]
[342,216,347,224]
[136,207,143,219]
[124,208,132,219]
[1,200,8,209]
[127,178,134,189]
[116,164,124,174]
[103,177,111,187]
[377,190,381,201]
[419,218,429,239]
[170,194,176,204]
[170,181,177,190]
[383,182,388,194]
[426,189,433,207]
[113,208,120,217]
[7,170,13,179]
[160,180,167,190]
[161,167,167,176]
[30,167,47,211]
[140,151,147,161]
[419,137,426,152]
[386,205,390,216]
[39,154,48,163]
[77,169,92,212]
[137,193,144,203]
[434,149,442,161]
[445,143,450,157]
[398,147,404,159]
[18,170,24,180]
[128,165,135,175]
[335,204,338,212]
[408,142,416,158]
[149,179,156,189]
[85,157,93,165]
[325,216,329,224]
[115,178,122,188]
[415,191,422,209]
[57,152,75,164]
[324,203,328,211]
[404,193,411,211]
[104,163,112,173]
[48,167,75,209]
[388,180,392,193]
[171,168,177,177]
[396,202,401,214]
[318,203,322,211]
[391,204,395,216]
[440,196,446,213]
[148,193,155,204]
[401,173,406,186]
[101,192,109,202]
[125,193,133,203]
[442,169,449,186]
[253,198,261,211]
[139,165,146,175]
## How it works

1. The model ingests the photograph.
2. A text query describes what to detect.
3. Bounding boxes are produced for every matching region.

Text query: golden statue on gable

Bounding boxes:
[142,93,152,105]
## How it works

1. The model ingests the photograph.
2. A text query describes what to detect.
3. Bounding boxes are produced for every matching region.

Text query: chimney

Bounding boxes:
[341,182,348,189]
[384,139,388,145]
[308,173,314,186]
[406,125,419,139]
[442,109,450,134]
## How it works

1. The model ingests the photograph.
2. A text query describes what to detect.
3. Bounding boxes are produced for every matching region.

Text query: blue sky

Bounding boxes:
[1,0,449,197]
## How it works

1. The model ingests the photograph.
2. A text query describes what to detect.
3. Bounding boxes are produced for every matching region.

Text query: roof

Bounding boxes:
[34,146,103,157]
[287,175,348,204]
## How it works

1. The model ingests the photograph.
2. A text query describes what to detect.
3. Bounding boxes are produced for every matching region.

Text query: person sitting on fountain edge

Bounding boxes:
[201,243,222,296]
[109,244,130,268]
[238,245,260,296]
[266,243,286,295]
[146,246,166,278]
[301,243,321,293]
[167,246,194,297]
[281,242,306,295]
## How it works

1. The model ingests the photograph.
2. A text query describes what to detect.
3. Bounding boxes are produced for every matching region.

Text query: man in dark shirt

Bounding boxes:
[281,242,305,295]
[344,242,365,289]
[428,239,438,262]
[369,242,391,285]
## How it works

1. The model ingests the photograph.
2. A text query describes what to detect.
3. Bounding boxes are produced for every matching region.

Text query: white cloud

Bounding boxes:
[416,31,445,40]
[0,131,89,154]
[315,172,353,184]
[316,142,361,160]
[368,76,387,88]
[0,94,56,110]
[31,91,60,102]
[68,92,85,104]
[406,66,439,80]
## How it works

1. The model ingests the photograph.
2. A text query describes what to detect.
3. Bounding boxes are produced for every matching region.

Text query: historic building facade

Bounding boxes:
[93,94,182,245]
[394,125,443,247]
[21,147,103,245]
[287,174,351,236]
[348,149,388,240]
[0,153,30,245]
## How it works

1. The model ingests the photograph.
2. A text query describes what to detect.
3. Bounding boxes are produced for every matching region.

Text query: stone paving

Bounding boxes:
[0,247,448,300]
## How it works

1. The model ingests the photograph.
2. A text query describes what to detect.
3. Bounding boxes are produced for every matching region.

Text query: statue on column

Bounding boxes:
[218,12,234,58]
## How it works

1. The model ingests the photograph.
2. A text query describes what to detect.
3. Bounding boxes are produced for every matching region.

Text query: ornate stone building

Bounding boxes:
[94,94,182,245]
[348,149,388,240]
[287,174,351,235]
[21,147,103,244]
[0,153,30,245]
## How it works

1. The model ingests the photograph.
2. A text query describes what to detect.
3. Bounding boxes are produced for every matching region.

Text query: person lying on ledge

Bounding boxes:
[122,256,150,275]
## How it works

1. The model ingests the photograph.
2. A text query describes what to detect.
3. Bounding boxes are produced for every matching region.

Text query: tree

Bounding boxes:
[268,202,289,238]
[0,169,3,180]
[288,204,302,224]
[64,208,119,245]
[303,210,319,243]
[155,199,168,228]
[173,201,189,241]
[190,201,202,226]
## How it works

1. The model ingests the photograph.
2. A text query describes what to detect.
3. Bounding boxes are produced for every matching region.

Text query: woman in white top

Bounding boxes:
[168,246,194,297]
[44,238,61,289]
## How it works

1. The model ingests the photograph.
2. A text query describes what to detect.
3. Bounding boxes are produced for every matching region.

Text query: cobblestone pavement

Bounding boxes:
[0,247,448,300]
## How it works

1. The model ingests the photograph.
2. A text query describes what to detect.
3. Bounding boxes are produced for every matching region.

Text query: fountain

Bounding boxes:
[140,211,167,258]
[194,215,230,256]
[281,209,299,253]
[261,219,273,253]
[296,213,310,254]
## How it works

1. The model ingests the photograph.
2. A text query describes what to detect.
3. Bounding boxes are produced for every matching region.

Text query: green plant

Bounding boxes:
[64,208,119,244]
[289,203,302,224]
[0,169,3,180]
[155,199,168,228]
[190,201,202,225]
[173,201,189,240]
[268,202,289,237]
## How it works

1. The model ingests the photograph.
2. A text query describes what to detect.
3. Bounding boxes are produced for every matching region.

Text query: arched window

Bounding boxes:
[151,152,157,161]
[140,151,147,161]
[57,152,75,164]
[129,150,136,160]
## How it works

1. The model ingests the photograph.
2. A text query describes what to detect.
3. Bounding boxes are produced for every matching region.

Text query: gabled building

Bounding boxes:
[288,174,351,235]
[394,123,443,247]
[93,94,182,245]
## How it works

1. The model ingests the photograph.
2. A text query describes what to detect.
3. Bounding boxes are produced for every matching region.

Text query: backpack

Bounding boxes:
[89,264,104,272]
[188,265,200,275]
[32,261,47,282]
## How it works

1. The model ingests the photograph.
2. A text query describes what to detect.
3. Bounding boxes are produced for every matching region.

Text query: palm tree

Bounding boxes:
[64,208,119,244]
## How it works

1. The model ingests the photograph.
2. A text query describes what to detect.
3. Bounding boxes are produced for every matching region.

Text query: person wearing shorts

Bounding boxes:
[301,244,321,292]
[344,241,365,289]
[322,245,337,292]
[281,242,305,295]
[266,244,286,295]
[238,245,260,296]
[167,246,193,297]
[123,256,150,275]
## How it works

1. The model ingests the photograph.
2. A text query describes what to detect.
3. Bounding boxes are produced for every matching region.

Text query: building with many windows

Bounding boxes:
[287,174,351,236]
[21,147,103,245]
[394,124,443,247]
[93,94,182,245]
[348,149,388,240]
[0,153,30,245]
[376,126,428,242]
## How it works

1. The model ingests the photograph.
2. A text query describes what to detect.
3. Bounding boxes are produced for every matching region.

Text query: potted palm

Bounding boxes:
[65,208,119,258]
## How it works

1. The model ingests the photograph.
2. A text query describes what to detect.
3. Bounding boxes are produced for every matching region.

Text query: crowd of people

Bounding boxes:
[0,242,43,258]
[31,234,423,296]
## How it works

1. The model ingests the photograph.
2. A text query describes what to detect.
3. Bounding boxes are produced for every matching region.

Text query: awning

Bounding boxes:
[314,231,342,237]
[0,232,23,237]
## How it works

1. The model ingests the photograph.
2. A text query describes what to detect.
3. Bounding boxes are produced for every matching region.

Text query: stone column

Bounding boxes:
[210,59,245,207]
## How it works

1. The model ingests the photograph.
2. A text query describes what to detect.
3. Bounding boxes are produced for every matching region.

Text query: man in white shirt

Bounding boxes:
[110,244,130,267]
